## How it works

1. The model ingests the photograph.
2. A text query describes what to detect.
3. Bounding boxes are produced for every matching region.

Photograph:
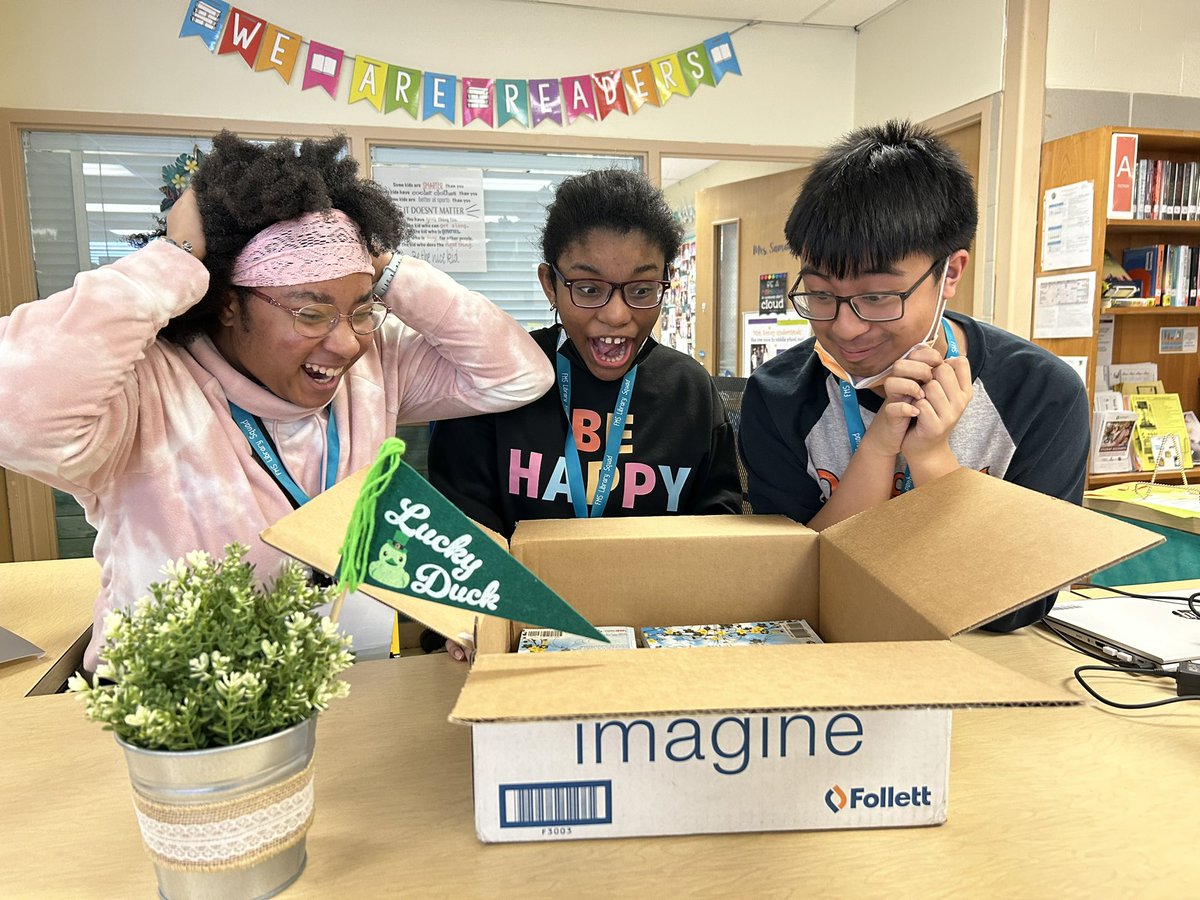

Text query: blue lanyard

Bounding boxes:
[228,401,340,508]
[838,319,958,495]
[556,353,637,518]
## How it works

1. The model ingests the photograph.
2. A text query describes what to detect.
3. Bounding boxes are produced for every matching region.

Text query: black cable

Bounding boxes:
[1073,665,1200,709]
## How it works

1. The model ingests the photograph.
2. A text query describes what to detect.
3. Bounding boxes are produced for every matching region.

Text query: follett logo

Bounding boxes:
[824,783,931,813]
[824,785,847,813]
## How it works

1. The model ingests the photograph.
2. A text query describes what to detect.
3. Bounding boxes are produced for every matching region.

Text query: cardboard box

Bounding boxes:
[263,468,1161,843]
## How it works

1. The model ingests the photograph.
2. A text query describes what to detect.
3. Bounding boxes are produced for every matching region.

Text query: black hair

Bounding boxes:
[140,131,409,343]
[784,119,977,279]
[540,168,682,275]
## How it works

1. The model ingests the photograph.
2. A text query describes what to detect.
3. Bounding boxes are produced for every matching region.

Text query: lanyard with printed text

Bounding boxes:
[228,401,340,509]
[556,352,637,519]
[839,319,958,495]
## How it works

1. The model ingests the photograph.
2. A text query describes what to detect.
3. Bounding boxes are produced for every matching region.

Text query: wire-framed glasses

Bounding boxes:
[550,264,669,309]
[787,260,940,322]
[244,287,389,337]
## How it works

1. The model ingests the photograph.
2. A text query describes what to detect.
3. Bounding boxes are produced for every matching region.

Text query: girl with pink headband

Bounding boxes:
[0,131,553,669]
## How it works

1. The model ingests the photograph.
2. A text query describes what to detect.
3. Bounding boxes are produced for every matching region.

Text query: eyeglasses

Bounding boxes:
[550,264,669,310]
[244,287,389,338]
[787,260,941,322]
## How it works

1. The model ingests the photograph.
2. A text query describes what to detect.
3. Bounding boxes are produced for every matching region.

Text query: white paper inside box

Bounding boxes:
[260,468,1162,843]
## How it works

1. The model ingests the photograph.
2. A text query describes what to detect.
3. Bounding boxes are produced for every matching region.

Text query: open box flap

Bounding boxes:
[449,640,1079,723]
[510,515,822,631]
[819,469,1164,642]
[259,465,483,643]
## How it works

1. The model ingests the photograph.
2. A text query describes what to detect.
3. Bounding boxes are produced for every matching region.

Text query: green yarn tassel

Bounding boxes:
[336,437,406,594]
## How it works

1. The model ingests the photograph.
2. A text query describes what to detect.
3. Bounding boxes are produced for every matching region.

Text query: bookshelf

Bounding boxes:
[1033,126,1200,488]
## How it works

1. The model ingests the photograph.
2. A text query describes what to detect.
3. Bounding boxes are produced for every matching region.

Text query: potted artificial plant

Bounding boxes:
[69,543,353,900]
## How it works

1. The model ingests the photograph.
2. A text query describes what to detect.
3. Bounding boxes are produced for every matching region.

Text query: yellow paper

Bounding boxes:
[651,53,691,102]
[1128,393,1193,471]
[349,56,388,111]
[1085,481,1200,518]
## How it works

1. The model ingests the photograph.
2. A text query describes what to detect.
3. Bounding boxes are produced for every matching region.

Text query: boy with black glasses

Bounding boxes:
[739,120,1089,630]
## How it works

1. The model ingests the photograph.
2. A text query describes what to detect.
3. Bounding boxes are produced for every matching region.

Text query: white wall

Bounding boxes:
[0,0,856,148]
[854,0,1006,126]
[1047,0,1200,94]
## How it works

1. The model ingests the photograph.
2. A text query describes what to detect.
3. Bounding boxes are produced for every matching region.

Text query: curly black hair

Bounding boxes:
[141,131,410,343]
[541,168,682,277]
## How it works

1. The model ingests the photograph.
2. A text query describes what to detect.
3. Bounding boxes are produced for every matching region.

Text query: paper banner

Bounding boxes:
[623,64,660,111]
[302,40,343,97]
[216,7,265,68]
[254,24,302,83]
[704,32,742,82]
[183,5,738,129]
[423,72,457,123]
[336,440,606,642]
[529,78,563,127]
[462,77,494,127]
[680,43,716,91]
[496,79,529,127]
[651,53,691,102]
[561,75,598,124]
[349,56,387,111]
[385,65,421,117]
[592,70,628,120]
[179,0,229,51]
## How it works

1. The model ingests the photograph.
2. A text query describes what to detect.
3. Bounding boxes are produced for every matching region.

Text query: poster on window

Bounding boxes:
[373,166,487,272]
[741,314,812,377]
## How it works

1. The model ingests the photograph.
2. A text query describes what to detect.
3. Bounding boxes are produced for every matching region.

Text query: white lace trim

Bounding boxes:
[133,781,313,868]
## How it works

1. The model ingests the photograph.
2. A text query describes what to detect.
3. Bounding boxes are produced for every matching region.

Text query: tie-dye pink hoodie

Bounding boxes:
[0,241,554,669]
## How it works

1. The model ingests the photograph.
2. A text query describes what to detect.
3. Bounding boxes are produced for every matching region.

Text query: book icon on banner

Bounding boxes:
[335,438,606,642]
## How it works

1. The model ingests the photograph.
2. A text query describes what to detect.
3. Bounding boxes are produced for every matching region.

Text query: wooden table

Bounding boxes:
[1,608,1198,897]
[0,557,96,699]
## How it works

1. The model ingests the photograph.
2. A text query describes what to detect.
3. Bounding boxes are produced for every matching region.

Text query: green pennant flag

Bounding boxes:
[679,43,716,92]
[337,439,606,642]
[385,65,422,117]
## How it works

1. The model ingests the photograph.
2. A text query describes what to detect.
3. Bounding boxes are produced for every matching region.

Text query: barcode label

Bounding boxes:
[498,780,612,828]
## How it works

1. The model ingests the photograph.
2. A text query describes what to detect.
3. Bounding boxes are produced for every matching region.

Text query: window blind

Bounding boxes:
[370,146,642,329]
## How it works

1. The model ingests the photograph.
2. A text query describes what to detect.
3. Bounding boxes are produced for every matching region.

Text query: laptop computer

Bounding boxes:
[1044,592,1200,669]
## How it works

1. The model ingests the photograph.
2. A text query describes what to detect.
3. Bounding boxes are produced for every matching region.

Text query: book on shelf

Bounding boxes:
[1108,133,1137,219]
[1121,245,1163,302]
[1090,409,1138,474]
[1103,362,1158,389]
[1132,157,1200,222]
[1093,390,1126,412]
[1128,392,1194,471]
[517,626,637,653]
[640,619,823,649]
[1113,380,1165,395]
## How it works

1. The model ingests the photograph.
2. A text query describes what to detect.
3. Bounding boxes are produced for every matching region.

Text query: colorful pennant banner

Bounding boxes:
[178,0,742,129]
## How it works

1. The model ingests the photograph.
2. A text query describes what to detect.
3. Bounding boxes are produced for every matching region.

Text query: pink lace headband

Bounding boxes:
[229,209,374,287]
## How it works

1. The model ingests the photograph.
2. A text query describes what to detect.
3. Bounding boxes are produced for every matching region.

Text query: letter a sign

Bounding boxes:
[335,439,605,641]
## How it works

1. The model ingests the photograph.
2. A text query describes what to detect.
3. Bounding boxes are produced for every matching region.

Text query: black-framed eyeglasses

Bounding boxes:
[244,287,389,338]
[787,260,941,322]
[550,264,669,310]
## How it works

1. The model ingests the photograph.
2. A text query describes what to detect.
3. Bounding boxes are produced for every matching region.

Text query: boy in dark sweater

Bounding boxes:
[739,120,1089,631]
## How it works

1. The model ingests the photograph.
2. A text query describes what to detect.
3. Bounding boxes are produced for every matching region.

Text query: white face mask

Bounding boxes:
[814,256,952,390]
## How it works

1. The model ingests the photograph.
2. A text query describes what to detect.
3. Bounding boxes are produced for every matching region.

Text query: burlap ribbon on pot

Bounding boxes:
[130,759,315,871]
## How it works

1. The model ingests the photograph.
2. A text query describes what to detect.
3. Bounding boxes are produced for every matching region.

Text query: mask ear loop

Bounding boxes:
[840,255,953,391]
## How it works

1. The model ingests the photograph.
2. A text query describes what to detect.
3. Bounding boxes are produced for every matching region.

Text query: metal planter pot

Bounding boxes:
[117,716,317,900]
